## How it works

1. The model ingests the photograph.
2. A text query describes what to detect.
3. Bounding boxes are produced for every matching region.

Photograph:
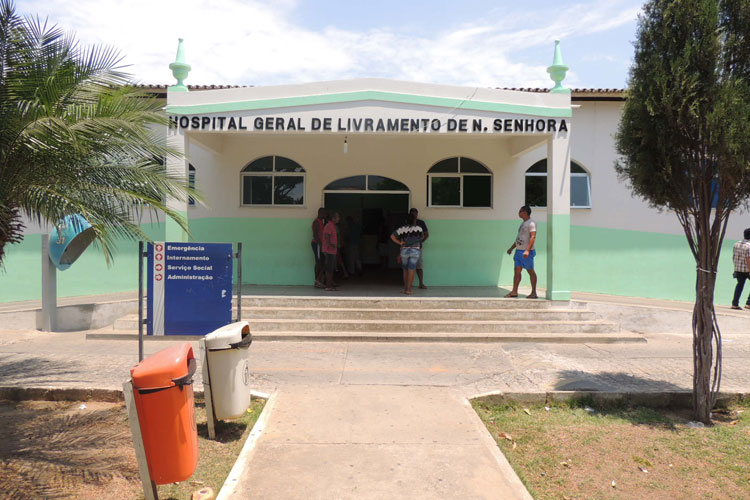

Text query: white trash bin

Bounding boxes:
[204,321,253,420]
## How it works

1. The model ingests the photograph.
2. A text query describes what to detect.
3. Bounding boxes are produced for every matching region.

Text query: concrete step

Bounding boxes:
[237,296,578,310]
[88,330,644,344]
[251,331,642,343]
[237,306,597,321]
[114,311,619,333]
[241,318,619,334]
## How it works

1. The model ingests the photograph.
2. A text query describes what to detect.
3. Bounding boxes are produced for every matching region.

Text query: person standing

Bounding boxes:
[311,208,326,288]
[731,228,750,310]
[322,212,341,291]
[410,208,429,289]
[505,205,537,299]
[391,212,424,295]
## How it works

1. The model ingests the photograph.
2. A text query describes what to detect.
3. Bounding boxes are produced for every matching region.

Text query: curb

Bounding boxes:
[0,386,125,403]
[471,390,750,408]
[0,386,208,403]
[216,391,276,500]
[4,387,747,409]
[461,394,534,500]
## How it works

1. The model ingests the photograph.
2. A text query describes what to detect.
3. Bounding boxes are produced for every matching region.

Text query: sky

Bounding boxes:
[16,0,643,89]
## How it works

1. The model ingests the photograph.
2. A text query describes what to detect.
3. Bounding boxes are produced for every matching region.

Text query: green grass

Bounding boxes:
[153,397,266,500]
[472,398,750,500]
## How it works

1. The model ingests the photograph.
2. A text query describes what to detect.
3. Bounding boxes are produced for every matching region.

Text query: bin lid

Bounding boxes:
[130,343,195,390]
[204,321,251,350]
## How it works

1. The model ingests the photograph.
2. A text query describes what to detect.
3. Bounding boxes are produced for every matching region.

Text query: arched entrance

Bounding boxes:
[323,175,410,278]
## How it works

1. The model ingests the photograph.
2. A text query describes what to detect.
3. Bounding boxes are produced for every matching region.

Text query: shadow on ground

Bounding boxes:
[0,356,81,385]
[194,401,247,443]
[554,369,687,392]
[0,401,138,500]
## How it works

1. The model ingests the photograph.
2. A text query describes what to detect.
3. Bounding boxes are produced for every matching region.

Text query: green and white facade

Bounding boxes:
[2,42,747,304]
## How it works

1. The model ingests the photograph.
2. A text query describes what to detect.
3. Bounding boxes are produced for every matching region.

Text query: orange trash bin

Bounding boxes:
[130,343,198,485]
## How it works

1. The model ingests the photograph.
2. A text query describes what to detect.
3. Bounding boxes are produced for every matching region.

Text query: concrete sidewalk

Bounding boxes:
[2,291,750,499]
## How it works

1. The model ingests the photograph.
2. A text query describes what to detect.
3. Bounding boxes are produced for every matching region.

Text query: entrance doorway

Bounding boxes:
[323,176,410,283]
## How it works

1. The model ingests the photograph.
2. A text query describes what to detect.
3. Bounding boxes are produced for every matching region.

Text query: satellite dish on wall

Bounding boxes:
[49,214,97,271]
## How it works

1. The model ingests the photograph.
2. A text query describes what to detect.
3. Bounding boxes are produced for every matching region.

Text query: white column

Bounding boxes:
[40,234,57,331]
[546,125,571,301]
[165,125,189,242]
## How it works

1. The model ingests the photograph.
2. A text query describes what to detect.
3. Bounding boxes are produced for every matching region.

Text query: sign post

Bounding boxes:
[40,235,57,332]
[123,380,159,500]
[198,338,217,439]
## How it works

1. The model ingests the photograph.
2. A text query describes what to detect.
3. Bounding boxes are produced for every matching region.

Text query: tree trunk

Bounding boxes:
[692,267,721,424]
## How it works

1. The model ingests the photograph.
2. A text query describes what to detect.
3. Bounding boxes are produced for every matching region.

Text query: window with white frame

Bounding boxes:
[427,157,491,207]
[241,156,305,206]
[524,160,591,208]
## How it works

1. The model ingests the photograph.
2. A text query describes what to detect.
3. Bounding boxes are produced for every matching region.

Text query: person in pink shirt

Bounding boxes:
[322,212,340,291]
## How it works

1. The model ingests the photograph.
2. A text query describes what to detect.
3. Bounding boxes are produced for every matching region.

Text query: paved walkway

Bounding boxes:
[223,385,530,500]
[1,291,750,499]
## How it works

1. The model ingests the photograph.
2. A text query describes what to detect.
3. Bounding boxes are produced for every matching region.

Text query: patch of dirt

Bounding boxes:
[0,400,140,500]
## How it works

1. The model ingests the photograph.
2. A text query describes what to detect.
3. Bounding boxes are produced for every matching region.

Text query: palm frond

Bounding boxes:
[0,0,195,265]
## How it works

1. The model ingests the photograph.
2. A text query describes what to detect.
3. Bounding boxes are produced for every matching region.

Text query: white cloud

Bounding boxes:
[15,0,639,87]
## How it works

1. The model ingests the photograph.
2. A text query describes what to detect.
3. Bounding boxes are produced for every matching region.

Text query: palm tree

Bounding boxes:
[0,0,194,265]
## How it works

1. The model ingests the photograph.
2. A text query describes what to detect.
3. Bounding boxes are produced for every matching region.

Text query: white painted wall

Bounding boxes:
[187,131,521,221]
[518,100,750,238]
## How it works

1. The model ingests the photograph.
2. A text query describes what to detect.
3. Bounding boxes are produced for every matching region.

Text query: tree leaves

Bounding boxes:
[0,0,196,264]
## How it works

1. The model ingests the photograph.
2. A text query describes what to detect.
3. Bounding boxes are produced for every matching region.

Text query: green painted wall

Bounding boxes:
[0,217,742,305]
[568,225,737,304]
[0,223,164,303]
[189,218,312,285]
[425,219,523,286]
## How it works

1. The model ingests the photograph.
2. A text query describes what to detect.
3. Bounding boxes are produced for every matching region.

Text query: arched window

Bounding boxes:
[241,156,305,206]
[427,157,491,207]
[323,175,409,192]
[524,160,591,208]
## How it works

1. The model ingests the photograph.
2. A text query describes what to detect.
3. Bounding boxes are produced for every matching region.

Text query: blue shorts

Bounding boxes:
[400,247,421,270]
[514,249,535,270]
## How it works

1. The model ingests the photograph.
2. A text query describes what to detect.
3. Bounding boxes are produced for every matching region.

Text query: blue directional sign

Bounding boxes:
[147,242,233,335]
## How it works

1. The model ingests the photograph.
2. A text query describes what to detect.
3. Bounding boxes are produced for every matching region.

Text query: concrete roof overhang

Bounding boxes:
[168,78,572,158]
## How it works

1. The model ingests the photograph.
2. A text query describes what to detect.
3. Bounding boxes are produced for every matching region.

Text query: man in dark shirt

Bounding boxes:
[410,208,429,289]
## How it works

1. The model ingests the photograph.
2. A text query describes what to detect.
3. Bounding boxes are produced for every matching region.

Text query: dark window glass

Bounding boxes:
[460,158,489,173]
[325,176,366,190]
[243,175,272,204]
[571,176,590,207]
[368,176,408,191]
[188,164,195,206]
[525,160,591,208]
[525,176,547,207]
[244,156,273,172]
[274,176,304,205]
[463,176,491,207]
[275,156,304,172]
[429,158,459,173]
[527,160,587,174]
[527,160,547,173]
[431,177,460,205]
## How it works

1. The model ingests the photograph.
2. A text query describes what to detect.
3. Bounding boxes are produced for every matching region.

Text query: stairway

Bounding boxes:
[112,295,643,343]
